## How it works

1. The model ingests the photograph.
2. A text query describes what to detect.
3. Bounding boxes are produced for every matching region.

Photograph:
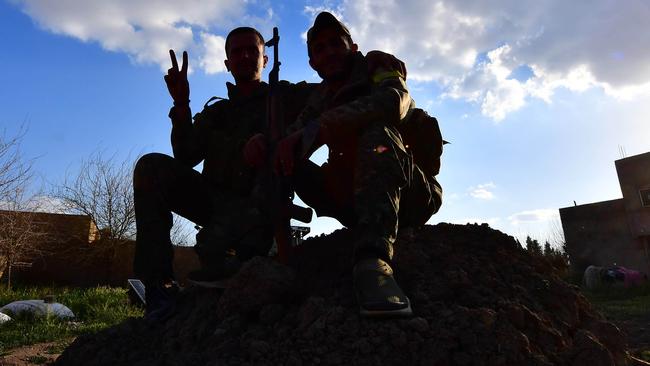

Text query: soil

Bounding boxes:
[0,340,69,366]
[50,223,650,365]
[613,315,650,359]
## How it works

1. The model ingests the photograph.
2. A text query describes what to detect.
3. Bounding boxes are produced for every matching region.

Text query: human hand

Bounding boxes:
[366,50,407,80]
[164,50,190,105]
[274,130,303,176]
[243,133,267,168]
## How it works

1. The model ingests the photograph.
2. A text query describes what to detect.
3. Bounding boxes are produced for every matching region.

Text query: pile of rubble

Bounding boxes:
[55,223,641,365]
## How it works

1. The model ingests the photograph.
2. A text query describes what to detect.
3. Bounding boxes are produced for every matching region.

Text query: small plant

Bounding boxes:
[0,285,142,354]
[26,355,49,364]
[582,282,650,320]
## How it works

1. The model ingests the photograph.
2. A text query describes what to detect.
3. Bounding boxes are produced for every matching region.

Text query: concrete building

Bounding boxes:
[560,151,650,273]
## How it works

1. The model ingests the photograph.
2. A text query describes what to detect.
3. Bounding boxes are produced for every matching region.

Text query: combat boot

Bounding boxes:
[353,257,412,317]
[189,223,241,288]
[144,279,180,322]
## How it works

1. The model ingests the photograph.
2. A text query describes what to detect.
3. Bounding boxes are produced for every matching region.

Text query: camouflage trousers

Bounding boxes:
[132,153,272,283]
[293,121,442,263]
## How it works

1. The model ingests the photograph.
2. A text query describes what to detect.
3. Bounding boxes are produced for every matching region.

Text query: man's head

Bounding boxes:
[224,27,268,83]
[307,12,358,81]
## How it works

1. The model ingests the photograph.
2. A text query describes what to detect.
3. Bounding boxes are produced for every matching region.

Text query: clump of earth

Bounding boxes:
[55,223,643,365]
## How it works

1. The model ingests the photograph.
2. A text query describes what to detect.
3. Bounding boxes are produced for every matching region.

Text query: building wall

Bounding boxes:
[560,199,645,273]
[616,152,650,237]
[4,211,200,287]
[560,151,650,274]
[15,241,201,287]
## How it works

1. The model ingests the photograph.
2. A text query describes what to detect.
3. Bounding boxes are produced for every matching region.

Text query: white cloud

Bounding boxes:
[508,208,559,226]
[199,33,227,74]
[12,0,267,74]
[336,0,650,120]
[469,182,496,200]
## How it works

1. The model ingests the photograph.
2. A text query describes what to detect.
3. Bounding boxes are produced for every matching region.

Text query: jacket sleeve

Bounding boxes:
[169,104,210,168]
[318,71,412,138]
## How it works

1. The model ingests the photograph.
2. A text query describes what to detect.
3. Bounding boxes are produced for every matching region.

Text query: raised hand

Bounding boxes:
[365,50,407,80]
[164,50,190,105]
[274,130,303,176]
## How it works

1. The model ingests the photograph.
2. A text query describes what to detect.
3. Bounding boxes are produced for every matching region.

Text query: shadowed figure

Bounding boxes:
[244,12,443,317]
[133,27,280,320]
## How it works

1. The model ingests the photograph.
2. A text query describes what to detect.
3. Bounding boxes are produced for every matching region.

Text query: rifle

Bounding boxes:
[262,27,312,264]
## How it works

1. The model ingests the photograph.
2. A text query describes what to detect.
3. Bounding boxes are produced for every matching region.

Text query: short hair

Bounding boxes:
[225,27,265,56]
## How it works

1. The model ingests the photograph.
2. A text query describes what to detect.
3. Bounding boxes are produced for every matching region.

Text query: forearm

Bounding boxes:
[319,77,411,133]
[169,104,203,167]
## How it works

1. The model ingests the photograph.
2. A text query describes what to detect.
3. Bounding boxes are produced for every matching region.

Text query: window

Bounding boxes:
[640,188,650,207]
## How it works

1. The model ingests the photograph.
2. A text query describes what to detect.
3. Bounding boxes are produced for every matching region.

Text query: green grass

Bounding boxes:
[582,282,650,320]
[577,282,650,361]
[639,350,650,362]
[0,286,143,355]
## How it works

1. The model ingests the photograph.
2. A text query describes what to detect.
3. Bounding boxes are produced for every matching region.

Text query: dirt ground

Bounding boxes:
[0,317,647,366]
[50,224,640,365]
[614,316,650,360]
[0,339,71,366]
[4,223,650,365]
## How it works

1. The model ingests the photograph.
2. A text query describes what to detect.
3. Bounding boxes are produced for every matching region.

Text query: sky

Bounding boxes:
[1,0,649,246]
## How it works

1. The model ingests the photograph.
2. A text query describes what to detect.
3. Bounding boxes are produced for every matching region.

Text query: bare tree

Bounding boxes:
[0,188,49,287]
[547,217,567,252]
[0,127,47,287]
[171,213,195,247]
[0,127,31,200]
[52,151,193,258]
[52,152,137,261]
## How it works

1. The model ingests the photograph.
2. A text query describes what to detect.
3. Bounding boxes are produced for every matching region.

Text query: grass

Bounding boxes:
[580,281,650,362]
[581,282,650,320]
[0,286,143,355]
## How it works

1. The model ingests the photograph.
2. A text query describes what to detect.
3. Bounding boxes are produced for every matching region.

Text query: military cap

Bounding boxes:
[306,11,351,45]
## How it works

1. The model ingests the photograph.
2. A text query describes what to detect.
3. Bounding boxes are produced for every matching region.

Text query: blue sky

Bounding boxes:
[2,0,649,245]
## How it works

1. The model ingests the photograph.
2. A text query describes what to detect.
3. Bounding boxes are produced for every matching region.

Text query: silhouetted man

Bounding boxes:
[273,12,443,316]
[133,27,286,320]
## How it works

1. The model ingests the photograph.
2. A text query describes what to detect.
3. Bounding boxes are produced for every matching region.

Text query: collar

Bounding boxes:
[225,81,269,101]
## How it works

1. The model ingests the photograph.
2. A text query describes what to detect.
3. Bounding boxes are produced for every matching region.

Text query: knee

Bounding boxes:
[133,153,172,190]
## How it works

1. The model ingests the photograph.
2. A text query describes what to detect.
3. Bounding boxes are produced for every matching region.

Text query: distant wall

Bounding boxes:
[560,199,645,273]
[616,152,650,237]
[14,238,105,287]
[15,242,201,288]
[105,244,201,287]
[172,246,201,286]
[560,152,650,274]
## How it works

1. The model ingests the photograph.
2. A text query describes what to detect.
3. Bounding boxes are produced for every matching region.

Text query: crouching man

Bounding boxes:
[133,27,279,321]
[247,12,443,317]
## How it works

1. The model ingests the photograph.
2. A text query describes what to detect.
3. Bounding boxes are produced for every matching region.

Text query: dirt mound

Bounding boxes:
[55,223,640,365]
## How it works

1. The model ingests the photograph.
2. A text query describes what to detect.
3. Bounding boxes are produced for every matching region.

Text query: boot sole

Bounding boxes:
[359,297,413,318]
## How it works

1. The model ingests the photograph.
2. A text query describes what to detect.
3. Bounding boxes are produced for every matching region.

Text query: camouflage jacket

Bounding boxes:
[289,51,413,165]
[170,81,313,196]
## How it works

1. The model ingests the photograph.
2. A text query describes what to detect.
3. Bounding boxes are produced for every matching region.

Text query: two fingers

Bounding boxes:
[168,49,188,76]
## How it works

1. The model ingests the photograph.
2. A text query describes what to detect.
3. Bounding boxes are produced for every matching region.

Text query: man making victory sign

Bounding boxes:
[133,27,283,321]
